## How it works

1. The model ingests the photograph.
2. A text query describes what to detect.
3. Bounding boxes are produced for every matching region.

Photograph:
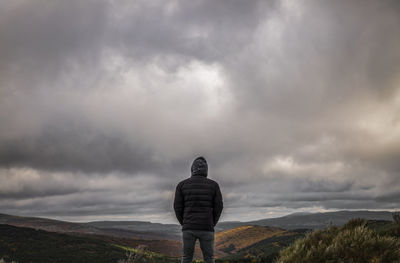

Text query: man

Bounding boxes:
[173,156,223,263]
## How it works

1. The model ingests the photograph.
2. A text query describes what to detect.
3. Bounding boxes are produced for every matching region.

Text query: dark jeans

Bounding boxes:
[182,230,215,263]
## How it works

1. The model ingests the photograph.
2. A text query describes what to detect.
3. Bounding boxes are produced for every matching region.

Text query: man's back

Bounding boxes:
[174,174,223,231]
[173,156,223,263]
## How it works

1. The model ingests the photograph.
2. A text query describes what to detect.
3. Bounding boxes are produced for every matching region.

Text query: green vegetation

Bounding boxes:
[0,224,180,263]
[2,215,400,263]
[216,229,307,263]
[276,218,400,263]
[215,225,292,254]
[115,244,179,263]
[0,224,126,263]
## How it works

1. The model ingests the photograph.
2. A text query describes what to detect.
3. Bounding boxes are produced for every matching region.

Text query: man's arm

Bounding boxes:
[213,183,223,226]
[173,182,184,225]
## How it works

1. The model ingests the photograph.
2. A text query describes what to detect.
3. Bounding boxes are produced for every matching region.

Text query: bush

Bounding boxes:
[117,245,153,263]
[0,259,18,263]
[393,212,400,226]
[276,218,400,263]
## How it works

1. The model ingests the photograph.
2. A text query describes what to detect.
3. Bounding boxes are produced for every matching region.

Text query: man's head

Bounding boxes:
[191,156,208,177]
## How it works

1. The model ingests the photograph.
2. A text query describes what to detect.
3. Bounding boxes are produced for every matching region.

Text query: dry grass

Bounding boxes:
[277,218,400,263]
[215,225,288,253]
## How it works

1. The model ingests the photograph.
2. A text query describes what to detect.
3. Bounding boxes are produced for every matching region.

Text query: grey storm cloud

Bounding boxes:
[0,0,400,222]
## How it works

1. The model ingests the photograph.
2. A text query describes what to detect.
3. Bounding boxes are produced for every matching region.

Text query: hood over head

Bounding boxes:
[191,156,208,177]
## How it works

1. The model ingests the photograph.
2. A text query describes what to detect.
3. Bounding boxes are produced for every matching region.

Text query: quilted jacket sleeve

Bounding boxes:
[173,182,184,225]
[213,183,223,226]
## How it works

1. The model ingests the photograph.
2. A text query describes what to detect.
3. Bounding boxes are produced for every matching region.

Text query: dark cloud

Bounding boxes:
[110,0,276,63]
[0,0,110,92]
[0,0,399,222]
[225,0,400,118]
[0,121,158,173]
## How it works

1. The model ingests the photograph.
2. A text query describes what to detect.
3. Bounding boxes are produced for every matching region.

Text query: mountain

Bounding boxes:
[0,213,98,233]
[221,229,309,262]
[2,210,393,235]
[0,211,395,262]
[0,224,179,263]
[215,210,393,231]
[247,210,393,229]
[220,218,399,262]
[1,210,393,234]
[0,213,176,240]
[86,220,182,240]
[0,213,185,258]
[215,225,288,254]
[2,219,396,263]
[0,223,295,262]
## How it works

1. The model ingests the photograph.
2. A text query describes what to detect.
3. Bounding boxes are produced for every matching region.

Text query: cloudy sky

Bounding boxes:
[1,0,400,223]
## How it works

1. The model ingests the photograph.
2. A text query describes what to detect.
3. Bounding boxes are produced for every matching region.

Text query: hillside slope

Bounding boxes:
[0,213,175,240]
[224,229,308,262]
[277,219,400,263]
[247,210,393,230]
[2,210,393,234]
[215,225,291,254]
[86,220,181,240]
[0,224,126,263]
[216,227,308,263]
[0,224,181,263]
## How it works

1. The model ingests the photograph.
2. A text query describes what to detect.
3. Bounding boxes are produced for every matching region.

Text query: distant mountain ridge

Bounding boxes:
[216,210,394,231]
[0,213,179,240]
[86,220,182,240]
[0,211,396,262]
[247,210,394,230]
[1,210,394,234]
[80,210,396,233]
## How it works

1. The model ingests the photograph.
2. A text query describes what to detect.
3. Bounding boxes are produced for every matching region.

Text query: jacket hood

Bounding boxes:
[191,156,208,177]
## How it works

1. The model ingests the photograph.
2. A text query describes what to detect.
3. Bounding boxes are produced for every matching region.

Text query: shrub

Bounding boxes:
[276,218,400,263]
[117,245,154,263]
[393,212,400,226]
[0,259,18,263]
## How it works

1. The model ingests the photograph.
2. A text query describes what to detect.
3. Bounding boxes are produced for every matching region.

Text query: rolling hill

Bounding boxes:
[215,225,288,254]
[247,210,393,230]
[2,210,392,237]
[0,213,185,258]
[1,211,397,263]
[216,210,394,231]
[276,219,400,263]
[0,223,299,262]
[0,224,179,263]
[86,220,182,240]
[221,229,308,262]
[0,213,176,240]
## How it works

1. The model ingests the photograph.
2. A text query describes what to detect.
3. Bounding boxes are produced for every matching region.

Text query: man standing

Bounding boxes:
[173,156,223,263]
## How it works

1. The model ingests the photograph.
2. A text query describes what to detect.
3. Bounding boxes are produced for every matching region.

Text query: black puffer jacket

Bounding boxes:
[173,157,223,231]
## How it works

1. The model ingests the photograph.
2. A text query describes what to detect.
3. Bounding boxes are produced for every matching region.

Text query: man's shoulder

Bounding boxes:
[204,178,220,191]
[205,177,219,186]
[176,178,190,187]
[177,177,219,187]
